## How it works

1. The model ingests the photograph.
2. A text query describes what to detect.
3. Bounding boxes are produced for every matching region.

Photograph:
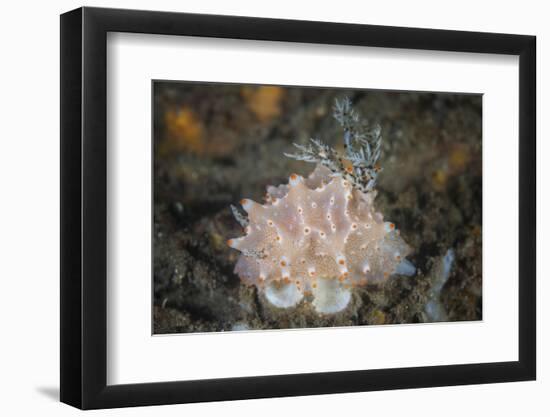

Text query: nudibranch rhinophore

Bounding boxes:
[228,98,415,314]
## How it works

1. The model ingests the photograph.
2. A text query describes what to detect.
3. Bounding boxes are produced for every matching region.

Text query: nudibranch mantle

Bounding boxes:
[228,165,415,314]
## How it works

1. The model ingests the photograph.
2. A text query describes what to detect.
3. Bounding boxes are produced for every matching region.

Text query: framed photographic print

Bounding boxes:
[60,6,536,409]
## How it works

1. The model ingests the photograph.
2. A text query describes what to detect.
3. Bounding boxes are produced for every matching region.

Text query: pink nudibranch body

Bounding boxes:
[228,165,415,314]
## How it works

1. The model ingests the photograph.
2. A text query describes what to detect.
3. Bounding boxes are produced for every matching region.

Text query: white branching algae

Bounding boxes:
[228,98,415,314]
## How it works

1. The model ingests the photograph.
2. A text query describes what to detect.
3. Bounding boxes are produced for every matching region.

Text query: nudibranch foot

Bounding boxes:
[265,281,304,308]
[311,277,352,314]
[394,259,416,276]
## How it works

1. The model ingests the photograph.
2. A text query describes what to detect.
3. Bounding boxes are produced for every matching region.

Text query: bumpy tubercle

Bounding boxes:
[228,165,415,314]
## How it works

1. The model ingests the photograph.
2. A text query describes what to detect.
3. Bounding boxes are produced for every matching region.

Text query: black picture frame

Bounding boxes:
[60,6,536,410]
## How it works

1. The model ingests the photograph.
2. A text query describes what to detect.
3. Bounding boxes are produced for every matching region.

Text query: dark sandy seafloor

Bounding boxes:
[153,82,482,334]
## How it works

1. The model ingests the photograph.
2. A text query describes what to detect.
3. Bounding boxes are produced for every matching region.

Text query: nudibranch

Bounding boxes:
[228,98,415,314]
